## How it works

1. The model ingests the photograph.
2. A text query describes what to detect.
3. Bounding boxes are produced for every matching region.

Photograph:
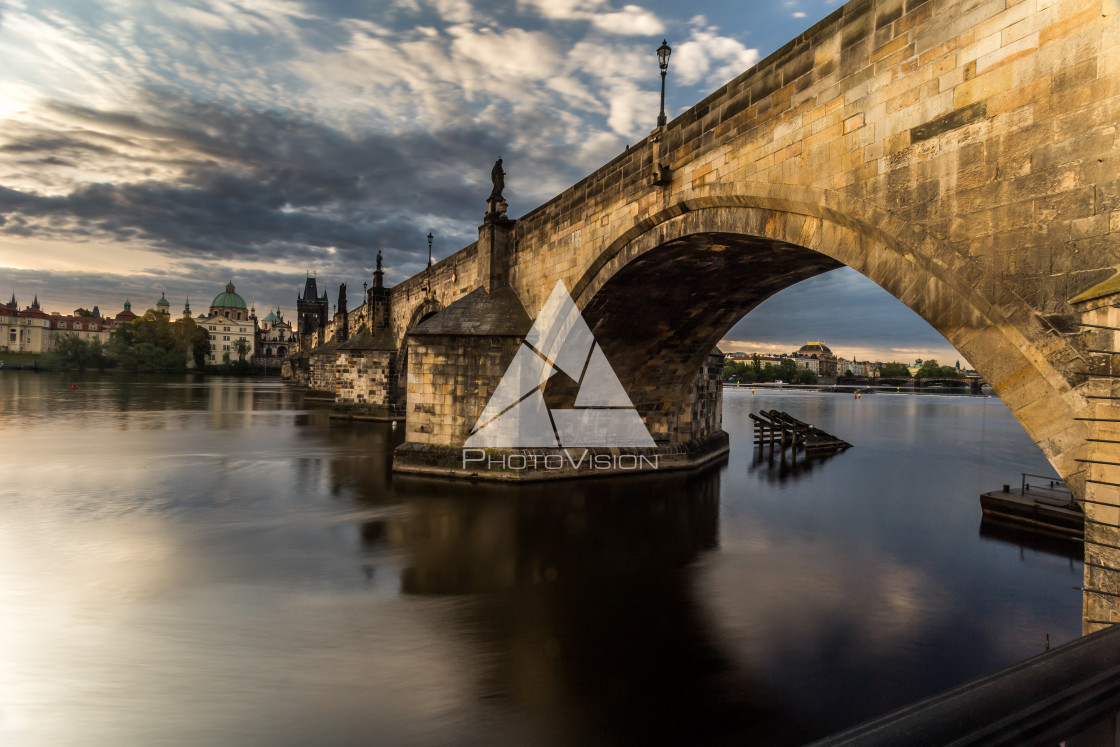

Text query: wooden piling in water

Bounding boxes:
[749,409,852,459]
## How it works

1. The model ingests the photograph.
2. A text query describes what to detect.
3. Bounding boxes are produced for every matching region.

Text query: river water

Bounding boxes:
[0,373,1081,745]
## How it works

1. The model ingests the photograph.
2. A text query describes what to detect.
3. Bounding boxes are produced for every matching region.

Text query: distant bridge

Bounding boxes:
[837,374,988,392]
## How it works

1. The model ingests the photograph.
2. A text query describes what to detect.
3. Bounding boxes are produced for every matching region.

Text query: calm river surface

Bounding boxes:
[0,373,1081,745]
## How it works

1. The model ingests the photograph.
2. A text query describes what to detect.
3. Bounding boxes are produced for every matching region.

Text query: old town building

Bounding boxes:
[48,311,113,346]
[209,282,251,322]
[256,307,297,374]
[1,295,52,353]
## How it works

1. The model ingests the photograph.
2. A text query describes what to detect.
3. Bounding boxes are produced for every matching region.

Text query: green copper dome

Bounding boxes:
[262,310,280,322]
[211,282,246,309]
[156,292,170,307]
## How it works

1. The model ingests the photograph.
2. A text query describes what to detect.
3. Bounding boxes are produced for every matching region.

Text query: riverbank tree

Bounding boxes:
[724,357,817,384]
[915,359,962,378]
[878,362,911,377]
[40,335,110,372]
[109,312,209,373]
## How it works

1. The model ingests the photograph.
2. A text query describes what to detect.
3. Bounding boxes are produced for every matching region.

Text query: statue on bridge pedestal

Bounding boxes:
[488,158,504,202]
[486,158,508,218]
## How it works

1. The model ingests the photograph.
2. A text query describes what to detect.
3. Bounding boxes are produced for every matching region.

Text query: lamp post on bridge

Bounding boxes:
[426,232,434,295]
[656,39,672,128]
[651,39,673,185]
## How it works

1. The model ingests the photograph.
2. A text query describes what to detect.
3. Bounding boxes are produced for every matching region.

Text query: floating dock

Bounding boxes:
[980,474,1083,538]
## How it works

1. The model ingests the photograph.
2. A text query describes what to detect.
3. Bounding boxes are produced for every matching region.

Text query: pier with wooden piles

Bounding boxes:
[748,409,852,457]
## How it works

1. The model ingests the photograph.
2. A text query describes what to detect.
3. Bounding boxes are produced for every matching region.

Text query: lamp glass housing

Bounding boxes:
[657,40,671,72]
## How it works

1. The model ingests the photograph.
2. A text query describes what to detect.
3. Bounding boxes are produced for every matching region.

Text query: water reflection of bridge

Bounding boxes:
[309,405,1120,744]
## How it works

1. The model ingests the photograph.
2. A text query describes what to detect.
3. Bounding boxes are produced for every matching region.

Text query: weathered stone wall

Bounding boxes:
[690,350,725,442]
[1071,286,1120,633]
[402,333,525,447]
[307,342,341,393]
[333,349,396,408]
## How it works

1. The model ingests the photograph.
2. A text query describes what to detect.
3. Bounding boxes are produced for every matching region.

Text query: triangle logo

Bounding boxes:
[464,281,655,448]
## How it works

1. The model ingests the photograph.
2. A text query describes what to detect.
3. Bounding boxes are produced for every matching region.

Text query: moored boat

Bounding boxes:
[980,474,1083,538]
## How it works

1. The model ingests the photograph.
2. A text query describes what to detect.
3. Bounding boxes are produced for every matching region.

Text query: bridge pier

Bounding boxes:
[1072,283,1120,634]
[392,285,728,480]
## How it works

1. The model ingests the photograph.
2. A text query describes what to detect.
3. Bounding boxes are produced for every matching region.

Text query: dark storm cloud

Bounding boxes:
[0,91,517,271]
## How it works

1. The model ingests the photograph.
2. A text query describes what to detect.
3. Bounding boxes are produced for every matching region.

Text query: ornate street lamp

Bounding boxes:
[656,39,672,128]
[427,232,434,268]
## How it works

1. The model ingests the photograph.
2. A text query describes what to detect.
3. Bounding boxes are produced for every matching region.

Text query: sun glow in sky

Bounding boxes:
[0,0,963,365]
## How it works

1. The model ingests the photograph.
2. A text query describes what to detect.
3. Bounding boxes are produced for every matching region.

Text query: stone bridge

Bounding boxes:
[289,0,1119,628]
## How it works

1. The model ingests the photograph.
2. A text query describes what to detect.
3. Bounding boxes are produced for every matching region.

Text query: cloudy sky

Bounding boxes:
[0,0,963,365]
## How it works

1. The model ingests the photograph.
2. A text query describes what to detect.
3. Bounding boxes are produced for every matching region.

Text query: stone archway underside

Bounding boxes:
[581,233,843,443]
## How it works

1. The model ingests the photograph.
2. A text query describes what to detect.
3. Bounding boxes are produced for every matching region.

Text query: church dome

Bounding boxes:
[211,282,246,310]
[156,292,170,307]
[798,341,833,356]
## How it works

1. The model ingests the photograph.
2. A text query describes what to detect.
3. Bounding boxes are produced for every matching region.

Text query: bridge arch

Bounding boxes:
[569,188,1087,489]
[394,298,445,401]
[406,298,443,333]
